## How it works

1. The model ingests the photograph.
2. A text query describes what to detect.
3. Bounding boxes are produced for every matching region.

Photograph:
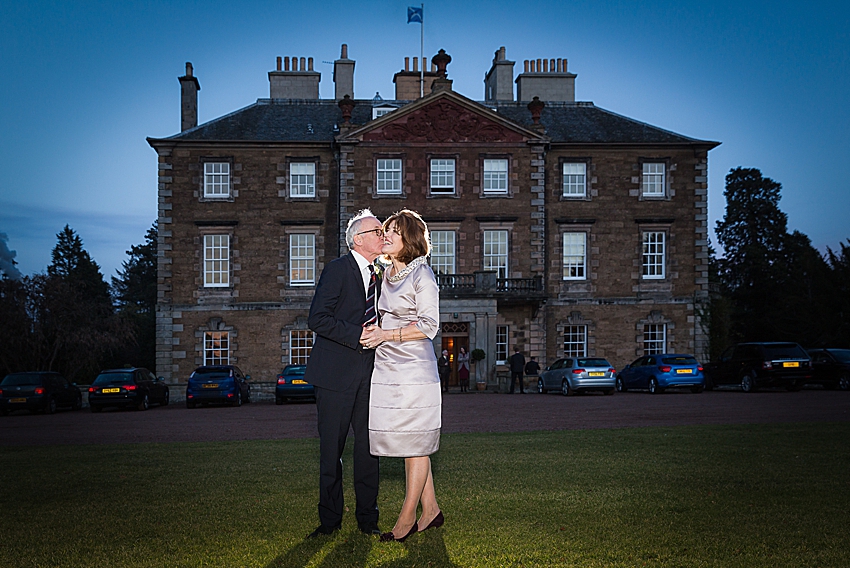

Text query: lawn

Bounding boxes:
[1,423,848,567]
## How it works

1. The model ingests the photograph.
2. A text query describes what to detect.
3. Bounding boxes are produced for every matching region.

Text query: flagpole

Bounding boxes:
[420,3,424,98]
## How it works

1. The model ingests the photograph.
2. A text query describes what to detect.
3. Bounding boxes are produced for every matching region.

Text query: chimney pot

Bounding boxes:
[308,57,314,71]
[341,43,348,58]
[405,57,410,71]
[185,62,193,76]
[284,57,290,71]
[413,57,418,72]
[276,57,282,71]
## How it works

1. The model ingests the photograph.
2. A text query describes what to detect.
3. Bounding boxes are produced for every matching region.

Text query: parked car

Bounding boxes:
[275,365,314,404]
[616,354,705,394]
[186,365,251,408]
[0,372,82,415]
[806,348,850,390]
[537,357,616,395]
[704,342,812,392]
[88,368,170,412]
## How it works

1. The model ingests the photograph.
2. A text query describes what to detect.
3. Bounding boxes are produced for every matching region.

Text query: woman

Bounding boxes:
[457,347,470,393]
[360,209,444,543]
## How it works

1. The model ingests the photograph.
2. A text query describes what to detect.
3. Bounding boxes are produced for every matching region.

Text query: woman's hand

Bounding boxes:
[360,324,385,349]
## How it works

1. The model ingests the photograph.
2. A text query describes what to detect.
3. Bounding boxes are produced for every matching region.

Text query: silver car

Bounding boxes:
[537,357,617,396]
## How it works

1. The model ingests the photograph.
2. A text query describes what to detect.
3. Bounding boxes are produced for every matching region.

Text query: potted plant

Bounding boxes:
[471,349,487,391]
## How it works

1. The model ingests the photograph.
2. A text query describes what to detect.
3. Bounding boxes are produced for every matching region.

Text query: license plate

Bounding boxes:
[783,362,800,368]
[588,372,605,377]
[291,379,308,385]
[10,398,26,403]
[103,388,120,393]
[203,383,219,388]
[676,369,693,374]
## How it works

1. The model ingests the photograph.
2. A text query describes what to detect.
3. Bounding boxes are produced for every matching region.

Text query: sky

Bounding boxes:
[1,0,848,279]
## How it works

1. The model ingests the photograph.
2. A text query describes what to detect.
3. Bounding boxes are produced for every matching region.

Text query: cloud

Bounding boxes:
[0,231,23,280]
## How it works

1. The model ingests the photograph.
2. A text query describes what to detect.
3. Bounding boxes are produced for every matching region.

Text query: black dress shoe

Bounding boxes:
[379,523,418,543]
[418,511,444,532]
[306,524,341,538]
[358,521,381,535]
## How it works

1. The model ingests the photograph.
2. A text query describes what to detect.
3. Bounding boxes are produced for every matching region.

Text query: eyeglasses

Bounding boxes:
[356,228,384,237]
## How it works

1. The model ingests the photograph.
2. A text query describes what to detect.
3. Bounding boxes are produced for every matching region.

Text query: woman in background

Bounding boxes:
[457,347,470,393]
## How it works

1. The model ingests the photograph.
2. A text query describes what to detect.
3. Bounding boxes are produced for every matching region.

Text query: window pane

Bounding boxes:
[290,234,315,285]
[642,163,665,196]
[563,326,587,357]
[203,234,230,287]
[204,331,229,365]
[483,230,508,278]
[290,330,314,364]
[430,231,455,275]
[483,159,508,193]
[496,325,508,363]
[642,232,665,279]
[204,162,230,198]
[562,232,586,280]
[376,159,402,194]
[290,162,316,197]
[562,162,586,197]
[430,159,455,193]
[643,324,666,354]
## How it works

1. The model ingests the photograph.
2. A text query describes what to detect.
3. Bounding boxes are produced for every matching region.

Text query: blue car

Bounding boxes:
[186,365,251,408]
[616,354,705,394]
[275,365,314,404]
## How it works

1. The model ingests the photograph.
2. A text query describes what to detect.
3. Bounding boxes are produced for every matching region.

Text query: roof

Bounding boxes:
[148,97,718,148]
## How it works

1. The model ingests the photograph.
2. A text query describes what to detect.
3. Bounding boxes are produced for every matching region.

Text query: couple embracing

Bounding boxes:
[304,208,444,543]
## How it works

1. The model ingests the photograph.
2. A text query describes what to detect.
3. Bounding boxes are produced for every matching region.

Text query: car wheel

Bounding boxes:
[137,394,150,411]
[839,374,850,391]
[691,386,704,394]
[561,379,572,396]
[741,372,757,393]
[616,376,627,392]
[90,405,101,413]
[161,390,170,406]
[186,400,196,409]
[648,378,663,394]
[46,397,57,414]
[73,395,83,411]
[537,378,545,394]
[232,390,242,407]
[275,396,284,405]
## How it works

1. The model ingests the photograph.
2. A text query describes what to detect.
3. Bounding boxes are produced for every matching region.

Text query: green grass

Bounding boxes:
[1,423,849,567]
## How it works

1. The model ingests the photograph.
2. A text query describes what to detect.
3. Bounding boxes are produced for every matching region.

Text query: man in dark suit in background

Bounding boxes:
[304,209,385,538]
[509,348,526,394]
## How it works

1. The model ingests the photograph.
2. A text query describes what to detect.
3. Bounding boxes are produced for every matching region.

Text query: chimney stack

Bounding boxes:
[516,56,576,102]
[178,62,200,132]
[269,55,321,99]
[333,43,355,100]
[484,46,515,102]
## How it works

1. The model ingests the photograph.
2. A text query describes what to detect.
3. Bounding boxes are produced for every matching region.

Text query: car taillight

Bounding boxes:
[277,376,286,384]
[572,368,584,374]
[226,393,234,398]
[697,366,704,372]
[34,387,45,394]
[762,361,773,370]
[123,385,137,391]
[88,387,96,393]
[659,366,672,373]
[608,368,616,374]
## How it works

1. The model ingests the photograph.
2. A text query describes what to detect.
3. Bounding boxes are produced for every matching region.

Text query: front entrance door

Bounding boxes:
[441,322,469,388]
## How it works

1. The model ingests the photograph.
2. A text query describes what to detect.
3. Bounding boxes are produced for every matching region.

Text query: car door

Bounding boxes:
[622,357,645,388]
[57,375,75,406]
[235,367,248,398]
[543,360,562,390]
[143,369,164,400]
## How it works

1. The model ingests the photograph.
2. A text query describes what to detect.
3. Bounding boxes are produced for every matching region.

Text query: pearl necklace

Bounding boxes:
[386,256,428,283]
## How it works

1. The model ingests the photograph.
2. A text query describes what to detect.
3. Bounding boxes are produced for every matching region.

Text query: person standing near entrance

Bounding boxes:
[509,348,526,394]
[524,356,540,379]
[457,347,470,393]
[303,209,384,538]
[437,350,450,393]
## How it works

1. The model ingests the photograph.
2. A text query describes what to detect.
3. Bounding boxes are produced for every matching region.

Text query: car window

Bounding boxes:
[628,357,643,367]
[283,366,307,376]
[661,356,698,365]
[646,357,656,365]
[762,344,807,359]
[563,359,573,368]
[93,372,135,385]
[192,369,233,380]
[828,349,850,363]
[1,373,43,386]
[577,358,610,367]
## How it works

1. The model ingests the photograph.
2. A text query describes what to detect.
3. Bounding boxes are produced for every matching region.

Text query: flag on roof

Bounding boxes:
[407,6,423,24]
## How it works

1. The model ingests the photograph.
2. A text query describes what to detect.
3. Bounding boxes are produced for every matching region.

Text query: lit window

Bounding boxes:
[204,331,229,365]
[483,159,508,194]
[290,163,316,198]
[203,235,230,287]
[290,330,314,364]
[642,163,665,196]
[496,325,508,364]
[289,234,315,285]
[373,107,395,119]
[430,231,456,275]
[642,232,665,279]
[204,162,230,198]
[376,159,402,194]
[483,230,508,278]
[562,233,586,280]
[562,162,586,197]
[563,326,587,357]
[643,324,666,354]
[430,159,455,194]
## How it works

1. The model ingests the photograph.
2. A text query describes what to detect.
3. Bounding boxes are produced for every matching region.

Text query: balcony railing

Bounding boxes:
[436,271,545,299]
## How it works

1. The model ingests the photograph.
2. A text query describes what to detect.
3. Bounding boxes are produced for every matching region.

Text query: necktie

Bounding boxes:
[363,264,377,327]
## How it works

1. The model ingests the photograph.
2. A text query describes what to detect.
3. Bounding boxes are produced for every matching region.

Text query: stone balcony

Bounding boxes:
[436,271,546,302]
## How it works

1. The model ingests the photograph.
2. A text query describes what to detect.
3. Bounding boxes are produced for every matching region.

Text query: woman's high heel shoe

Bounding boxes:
[380,523,418,543]
[418,511,444,532]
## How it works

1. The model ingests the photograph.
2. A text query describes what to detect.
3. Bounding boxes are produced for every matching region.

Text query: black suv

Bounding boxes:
[806,349,850,390]
[705,342,812,392]
[0,372,83,415]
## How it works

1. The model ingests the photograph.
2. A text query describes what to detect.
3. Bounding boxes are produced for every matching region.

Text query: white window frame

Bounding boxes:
[289,234,316,286]
[562,162,586,197]
[643,324,666,354]
[376,159,403,195]
[204,162,231,198]
[373,107,395,119]
[563,325,587,357]
[290,162,316,198]
[289,330,315,364]
[642,231,666,279]
[430,159,455,194]
[430,230,456,275]
[483,159,508,194]
[483,230,509,279]
[642,162,666,197]
[496,325,509,364]
[204,331,229,365]
[203,234,230,287]
[562,232,587,280]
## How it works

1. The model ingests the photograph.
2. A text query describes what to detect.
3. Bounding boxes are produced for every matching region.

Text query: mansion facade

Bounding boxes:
[147,45,719,388]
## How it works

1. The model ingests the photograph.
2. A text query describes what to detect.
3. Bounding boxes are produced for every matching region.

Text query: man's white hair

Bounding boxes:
[345,208,378,249]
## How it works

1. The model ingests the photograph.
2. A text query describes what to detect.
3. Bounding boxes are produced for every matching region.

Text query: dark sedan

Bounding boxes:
[806,349,850,390]
[186,365,251,408]
[616,354,705,394]
[88,368,170,412]
[0,372,83,415]
[275,365,314,404]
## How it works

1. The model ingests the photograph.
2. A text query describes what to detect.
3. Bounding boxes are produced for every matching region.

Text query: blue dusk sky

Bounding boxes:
[1,0,848,279]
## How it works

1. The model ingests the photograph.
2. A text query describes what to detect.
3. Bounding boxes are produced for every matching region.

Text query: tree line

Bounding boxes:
[1,167,848,380]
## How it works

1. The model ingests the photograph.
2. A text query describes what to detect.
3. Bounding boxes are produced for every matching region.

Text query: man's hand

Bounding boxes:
[360,325,384,349]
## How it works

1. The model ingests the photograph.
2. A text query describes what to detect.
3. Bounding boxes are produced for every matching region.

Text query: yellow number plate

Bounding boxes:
[676,369,693,374]
[103,388,121,393]
[783,362,800,368]
[588,372,605,377]
[203,383,219,388]
[291,379,308,385]
[10,397,26,403]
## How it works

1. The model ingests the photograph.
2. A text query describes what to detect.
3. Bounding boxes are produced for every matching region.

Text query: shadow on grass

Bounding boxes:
[265,528,459,568]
